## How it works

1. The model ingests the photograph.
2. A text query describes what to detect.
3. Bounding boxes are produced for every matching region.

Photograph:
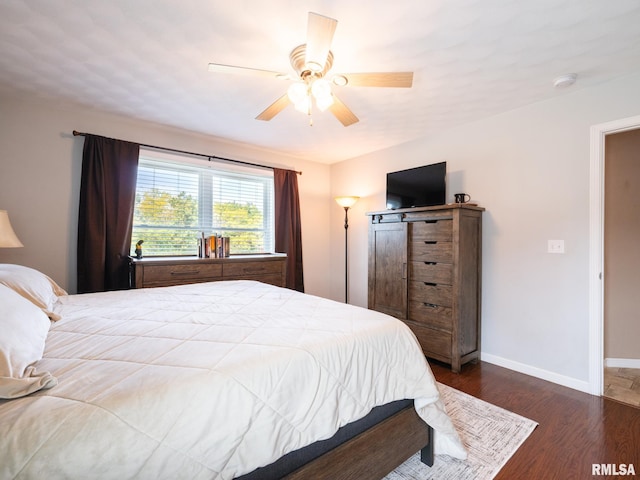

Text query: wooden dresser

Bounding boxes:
[367,205,483,372]
[130,254,287,289]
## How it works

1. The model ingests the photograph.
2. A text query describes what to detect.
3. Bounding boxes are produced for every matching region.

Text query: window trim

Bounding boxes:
[132,148,275,257]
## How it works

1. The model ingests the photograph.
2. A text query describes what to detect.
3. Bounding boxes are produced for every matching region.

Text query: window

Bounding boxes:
[131,149,274,257]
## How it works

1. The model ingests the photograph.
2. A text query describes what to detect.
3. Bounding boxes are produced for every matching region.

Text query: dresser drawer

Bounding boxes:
[223,260,283,278]
[404,320,451,361]
[410,262,452,284]
[409,241,452,263]
[409,282,453,307]
[142,263,223,286]
[411,220,452,242]
[409,301,453,331]
[235,273,284,287]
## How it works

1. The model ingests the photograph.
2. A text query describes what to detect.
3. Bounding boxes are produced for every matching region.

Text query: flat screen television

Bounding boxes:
[386,162,446,209]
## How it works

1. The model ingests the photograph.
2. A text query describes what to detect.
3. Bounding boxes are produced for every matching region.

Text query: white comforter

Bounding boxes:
[0,280,465,479]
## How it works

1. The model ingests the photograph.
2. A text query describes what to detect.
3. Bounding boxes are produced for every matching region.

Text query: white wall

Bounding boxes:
[330,72,640,390]
[0,95,332,297]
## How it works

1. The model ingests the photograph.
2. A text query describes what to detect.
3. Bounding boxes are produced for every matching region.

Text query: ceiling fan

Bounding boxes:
[208,12,413,127]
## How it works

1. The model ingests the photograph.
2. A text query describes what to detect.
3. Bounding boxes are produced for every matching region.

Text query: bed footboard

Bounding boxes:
[284,404,433,480]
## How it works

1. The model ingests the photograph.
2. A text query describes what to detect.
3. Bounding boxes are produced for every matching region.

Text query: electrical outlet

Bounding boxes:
[548,240,565,254]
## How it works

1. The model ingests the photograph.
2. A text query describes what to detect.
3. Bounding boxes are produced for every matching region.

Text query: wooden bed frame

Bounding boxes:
[284,404,433,480]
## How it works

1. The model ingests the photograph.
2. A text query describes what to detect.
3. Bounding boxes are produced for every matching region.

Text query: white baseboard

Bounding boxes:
[481,353,592,394]
[604,358,640,368]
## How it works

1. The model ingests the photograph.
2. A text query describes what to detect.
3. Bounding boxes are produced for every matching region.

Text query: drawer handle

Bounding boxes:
[424,261,437,265]
[423,282,437,287]
[424,241,437,245]
[423,220,438,224]
[171,270,200,276]
[423,302,438,308]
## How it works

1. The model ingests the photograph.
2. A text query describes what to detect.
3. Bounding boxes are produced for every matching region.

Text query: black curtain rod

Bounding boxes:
[72,130,302,175]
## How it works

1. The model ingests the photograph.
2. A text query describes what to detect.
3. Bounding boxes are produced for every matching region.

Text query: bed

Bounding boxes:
[0,264,466,479]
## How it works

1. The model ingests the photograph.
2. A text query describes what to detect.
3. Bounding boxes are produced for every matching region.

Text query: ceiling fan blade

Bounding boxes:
[335,72,414,88]
[208,63,290,80]
[305,12,338,72]
[329,95,359,127]
[256,94,291,121]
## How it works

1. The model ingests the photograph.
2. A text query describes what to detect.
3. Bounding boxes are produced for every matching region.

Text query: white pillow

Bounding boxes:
[0,284,57,399]
[0,264,67,321]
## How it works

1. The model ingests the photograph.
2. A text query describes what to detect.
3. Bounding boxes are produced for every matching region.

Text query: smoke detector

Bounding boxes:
[553,73,577,88]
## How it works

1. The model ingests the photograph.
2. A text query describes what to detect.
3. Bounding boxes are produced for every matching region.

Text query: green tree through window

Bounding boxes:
[131,155,274,257]
[213,201,264,252]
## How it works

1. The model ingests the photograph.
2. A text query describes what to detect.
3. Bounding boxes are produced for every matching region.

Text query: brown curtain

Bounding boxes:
[274,168,304,292]
[77,135,140,293]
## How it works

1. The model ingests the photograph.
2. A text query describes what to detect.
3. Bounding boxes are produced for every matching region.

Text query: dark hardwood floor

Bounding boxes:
[430,360,640,479]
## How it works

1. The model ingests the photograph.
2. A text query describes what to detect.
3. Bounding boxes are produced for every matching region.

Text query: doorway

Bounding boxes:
[589,114,640,397]
[602,128,640,407]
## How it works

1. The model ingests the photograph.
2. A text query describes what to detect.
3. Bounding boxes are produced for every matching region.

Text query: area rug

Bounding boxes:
[384,383,538,480]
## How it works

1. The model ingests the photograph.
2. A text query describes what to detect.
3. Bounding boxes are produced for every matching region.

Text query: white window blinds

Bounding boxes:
[131,150,274,257]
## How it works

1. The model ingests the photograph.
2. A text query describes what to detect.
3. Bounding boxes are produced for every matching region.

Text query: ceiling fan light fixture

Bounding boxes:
[287,82,308,104]
[293,95,312,114]
[311,78,334,111]
[315,92,334,111]
[311,78,331,96]
[288,82,312,113]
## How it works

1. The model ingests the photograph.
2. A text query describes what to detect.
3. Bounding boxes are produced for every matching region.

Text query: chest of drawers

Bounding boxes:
[368,205,483,372]
[130,254,287,289]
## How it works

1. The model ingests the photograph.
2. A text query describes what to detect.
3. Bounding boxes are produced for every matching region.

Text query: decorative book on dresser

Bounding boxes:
[130,254,287,289]
[367,205,484,372]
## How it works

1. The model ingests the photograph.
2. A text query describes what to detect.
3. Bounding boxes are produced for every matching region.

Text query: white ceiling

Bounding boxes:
[1,0,640,164]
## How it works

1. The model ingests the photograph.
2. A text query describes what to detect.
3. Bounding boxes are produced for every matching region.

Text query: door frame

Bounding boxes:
[589,114,640,395]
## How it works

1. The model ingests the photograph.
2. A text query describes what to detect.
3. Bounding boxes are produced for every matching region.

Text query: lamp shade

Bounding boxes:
[311,79,334,111]
[0,210,24,247]
[287,82,308,106]
[334,196,360,208]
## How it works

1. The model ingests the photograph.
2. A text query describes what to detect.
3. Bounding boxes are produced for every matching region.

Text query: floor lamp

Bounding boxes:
[334,196,359,303]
